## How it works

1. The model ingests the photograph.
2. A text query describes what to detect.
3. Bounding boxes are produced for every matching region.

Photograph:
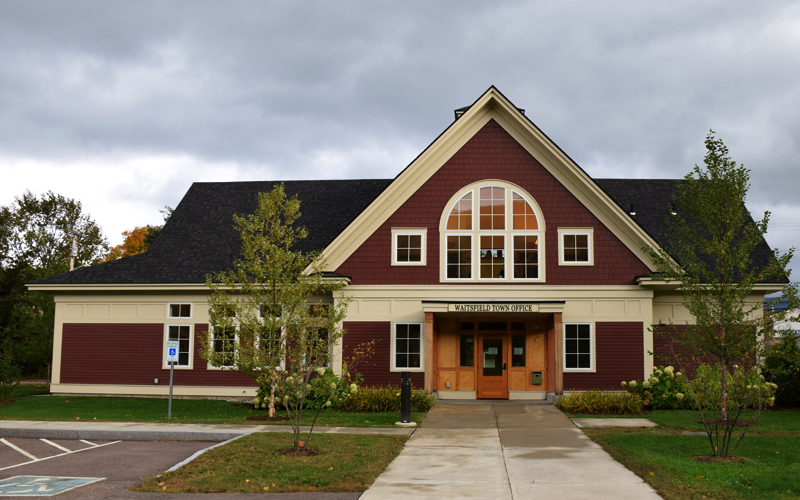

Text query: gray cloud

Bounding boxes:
[1,0,798,273]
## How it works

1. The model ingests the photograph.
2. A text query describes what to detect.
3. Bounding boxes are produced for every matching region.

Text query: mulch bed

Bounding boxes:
[246,415,291,422]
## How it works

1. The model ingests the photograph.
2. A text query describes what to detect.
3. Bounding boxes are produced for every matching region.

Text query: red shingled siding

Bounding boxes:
[342,322,424,388]
[335,119,650,285]
[60,323,256,387]
[562,322,644,390]
[653,324,721,378]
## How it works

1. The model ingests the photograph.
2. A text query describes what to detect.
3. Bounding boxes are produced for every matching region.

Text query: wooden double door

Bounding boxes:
[476,334,508,399]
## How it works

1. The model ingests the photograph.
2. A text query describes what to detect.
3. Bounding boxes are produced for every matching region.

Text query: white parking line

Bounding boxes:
[0,440,122,472]
[0,438,38,460]
[79,439,96,446]
[40,439,72,453]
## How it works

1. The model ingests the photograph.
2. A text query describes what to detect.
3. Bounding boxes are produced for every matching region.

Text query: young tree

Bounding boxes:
[1,191,106,380]
[202,185,351,453]
[646,132,796,458]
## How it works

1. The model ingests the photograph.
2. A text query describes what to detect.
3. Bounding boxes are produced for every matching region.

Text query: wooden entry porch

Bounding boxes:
[425,312,564,399]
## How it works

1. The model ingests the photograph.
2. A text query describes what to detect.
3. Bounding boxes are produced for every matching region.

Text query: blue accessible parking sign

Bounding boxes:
[0,476,104,496]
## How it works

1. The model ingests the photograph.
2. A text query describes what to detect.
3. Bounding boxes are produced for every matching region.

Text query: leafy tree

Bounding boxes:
[202,185,351,453]
[103,206,172,262]
[0,191,106,379]
[645,132,797,458]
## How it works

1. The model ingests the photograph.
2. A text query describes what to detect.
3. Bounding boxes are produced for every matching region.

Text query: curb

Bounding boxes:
[0,424,416,442]
[0,428,246,441]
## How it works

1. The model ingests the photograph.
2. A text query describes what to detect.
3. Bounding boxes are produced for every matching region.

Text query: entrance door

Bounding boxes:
[477,335,508,399]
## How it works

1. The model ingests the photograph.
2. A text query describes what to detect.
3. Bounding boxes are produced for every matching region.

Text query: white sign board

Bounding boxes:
[166,340,180,363]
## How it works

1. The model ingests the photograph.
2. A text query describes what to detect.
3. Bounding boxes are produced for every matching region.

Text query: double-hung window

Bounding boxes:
[442,182,543,281]
[210,327,237,369]
[164,324,193,368]
[563,323,594,372]
[391,322,424,372]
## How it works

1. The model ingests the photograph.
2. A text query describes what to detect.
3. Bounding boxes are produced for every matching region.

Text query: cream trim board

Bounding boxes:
[162,324,194,370]
[317,87,661,275]
[558,228,594,266]
[563,322,596,373]
[390,322,425,372]
[438,181,545,283]
[391,228,427,266]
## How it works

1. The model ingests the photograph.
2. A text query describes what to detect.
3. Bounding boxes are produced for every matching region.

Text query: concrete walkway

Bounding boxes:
[359,404,662,500]
[0,420,414,441]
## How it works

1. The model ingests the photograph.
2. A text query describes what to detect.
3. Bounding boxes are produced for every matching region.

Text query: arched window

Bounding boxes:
[440,182,544,282]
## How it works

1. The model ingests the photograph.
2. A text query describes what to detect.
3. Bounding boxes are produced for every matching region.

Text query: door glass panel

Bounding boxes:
[482,339,503,377]
[511,335,525,367]
[460,335,474,367]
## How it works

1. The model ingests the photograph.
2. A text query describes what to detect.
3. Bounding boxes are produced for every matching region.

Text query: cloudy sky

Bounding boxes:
[2,1,799,277]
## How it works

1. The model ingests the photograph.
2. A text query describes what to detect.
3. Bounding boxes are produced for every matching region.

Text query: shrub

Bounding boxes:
[334,386,437,413]
[763,333,800,407]
[252,366,363,411]
[556,390,644,415]
[622,365,689,409]
[689,363,776,412]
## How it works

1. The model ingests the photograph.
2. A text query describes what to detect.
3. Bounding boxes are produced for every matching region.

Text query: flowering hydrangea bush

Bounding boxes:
[253,363,362,412]
[621,365,688,410]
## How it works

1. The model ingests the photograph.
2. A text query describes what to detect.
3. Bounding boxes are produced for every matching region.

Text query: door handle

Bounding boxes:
[503,363,507,370]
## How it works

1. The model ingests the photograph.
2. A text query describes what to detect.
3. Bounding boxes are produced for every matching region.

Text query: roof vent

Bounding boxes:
[454,105,525,120]
[629,204,636,216]
[454,106,471,120]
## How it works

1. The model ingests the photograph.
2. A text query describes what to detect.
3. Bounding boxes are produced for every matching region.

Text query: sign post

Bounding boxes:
[165,340,179,421]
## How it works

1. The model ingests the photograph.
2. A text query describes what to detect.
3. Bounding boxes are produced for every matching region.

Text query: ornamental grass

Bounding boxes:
[557,390,645,415]
[335,386,437,413]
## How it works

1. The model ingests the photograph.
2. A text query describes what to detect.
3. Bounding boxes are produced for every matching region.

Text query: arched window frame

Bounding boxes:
[438,180,546,283]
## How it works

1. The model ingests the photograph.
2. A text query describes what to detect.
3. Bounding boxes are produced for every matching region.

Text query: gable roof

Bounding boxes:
[317,86,666,273]
[29,179,391,286]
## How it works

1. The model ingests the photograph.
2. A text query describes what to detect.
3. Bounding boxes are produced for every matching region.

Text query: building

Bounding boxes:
[28,87,786,401]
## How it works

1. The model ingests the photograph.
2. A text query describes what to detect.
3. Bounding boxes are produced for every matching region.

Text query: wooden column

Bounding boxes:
[546,315,556,393]
[424,312,435,393]
[553,312,563,395]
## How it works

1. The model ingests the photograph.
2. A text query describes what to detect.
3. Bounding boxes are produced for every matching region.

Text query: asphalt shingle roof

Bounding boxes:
[30,177,782,285]
[31,179,392,285]
[595,178,781,282]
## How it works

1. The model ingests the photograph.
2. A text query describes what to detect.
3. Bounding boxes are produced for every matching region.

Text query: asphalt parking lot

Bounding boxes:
[0,437,361,499]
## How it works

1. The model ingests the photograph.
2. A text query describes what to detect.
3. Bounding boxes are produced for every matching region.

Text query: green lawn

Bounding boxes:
[0,394,427,427]
[644,409,800,435]
[133,432,407,493]
[588,429,800,500]
[567,408,800,435]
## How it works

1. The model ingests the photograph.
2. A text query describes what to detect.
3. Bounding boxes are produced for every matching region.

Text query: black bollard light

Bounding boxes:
[400,371,411,424]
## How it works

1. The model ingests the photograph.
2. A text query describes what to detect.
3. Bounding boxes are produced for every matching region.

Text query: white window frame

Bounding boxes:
[168,303,193,319]
[557,228,594,266]
[439,181,545,283]
[562,322,596,373]
[207,326,238,370]
[162,324,194,370]
[390,322,425,372]
[391,228,427,266]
